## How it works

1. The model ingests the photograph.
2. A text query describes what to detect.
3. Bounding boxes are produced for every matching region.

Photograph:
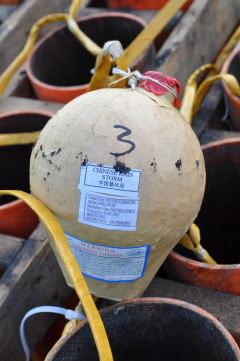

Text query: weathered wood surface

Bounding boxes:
[0,224,72,361]
[144,276,240,345]
[0,0,71,73]
[0,5,16,24]
[0,233,25,274]
[4,67,36,98]
[0,95,62,113]
[156,0,240,86]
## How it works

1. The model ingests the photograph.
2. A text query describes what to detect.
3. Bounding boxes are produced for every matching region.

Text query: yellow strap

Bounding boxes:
[88,40,129,91]
[0,190,113,361]
[214,26,240,72]
[180,64,215,123]
[61,319,81,339]
[69,0,84,18]
[179,224,217,265]
[0,131,40,146]
[67,18,101,56]
[125,0,187,66]
[181,67,240,123]
[192,73,240,118]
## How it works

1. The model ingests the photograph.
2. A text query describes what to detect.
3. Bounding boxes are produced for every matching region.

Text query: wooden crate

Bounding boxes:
[0,0,240,360]
[0,225,72,361]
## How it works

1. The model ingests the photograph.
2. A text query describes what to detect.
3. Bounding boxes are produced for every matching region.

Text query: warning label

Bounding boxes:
[66,233,150,282]
[79,192,139,231]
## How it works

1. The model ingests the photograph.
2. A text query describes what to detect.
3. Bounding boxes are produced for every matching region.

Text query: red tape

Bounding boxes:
[139,71,182,108]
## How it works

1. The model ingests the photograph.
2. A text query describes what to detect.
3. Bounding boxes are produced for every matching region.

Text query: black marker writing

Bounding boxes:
[110,125,136,157]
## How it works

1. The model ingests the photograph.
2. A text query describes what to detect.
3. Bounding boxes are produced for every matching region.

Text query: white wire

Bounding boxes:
[20,305,85,361]
[112,67,177,97]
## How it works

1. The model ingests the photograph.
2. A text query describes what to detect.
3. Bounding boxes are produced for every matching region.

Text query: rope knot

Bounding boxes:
[111,68,182,107]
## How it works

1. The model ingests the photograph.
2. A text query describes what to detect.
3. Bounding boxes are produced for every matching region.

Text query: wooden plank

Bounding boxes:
[0,224,72,361]
[0,95,63,113]
[155,0,240,87]
[0,233,25,274]
[0,0,71,74]
[0,5,16,24]
[144,276,240,345]
[4,66,36,98]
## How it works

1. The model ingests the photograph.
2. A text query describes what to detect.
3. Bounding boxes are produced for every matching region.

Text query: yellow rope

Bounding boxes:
[67,18,101,56]
[192,73,240,118]
[0,131,40,146]
[0,190,113,361]
[88,41,129,91]
[69,0,84,18]
[179,224,216,265]
[180,65,240,123]
[180,64,215,123]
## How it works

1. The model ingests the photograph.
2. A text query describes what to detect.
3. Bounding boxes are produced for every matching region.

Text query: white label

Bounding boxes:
[78,191,139,231]
[66,233,150,282]
[78,163,141,231]
[79,163,141,197]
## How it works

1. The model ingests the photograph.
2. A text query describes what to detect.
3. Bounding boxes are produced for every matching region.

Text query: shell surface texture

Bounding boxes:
[30,87,206,300]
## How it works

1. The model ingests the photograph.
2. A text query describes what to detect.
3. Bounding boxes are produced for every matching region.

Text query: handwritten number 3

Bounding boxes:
[110,125,136,157]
